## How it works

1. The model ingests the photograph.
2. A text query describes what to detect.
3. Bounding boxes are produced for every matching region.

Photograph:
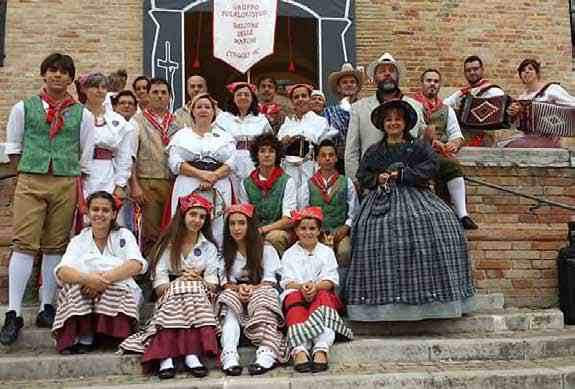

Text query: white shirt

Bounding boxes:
[238,173,298,219]
[444,84,505,110]
[518,84,575,106]
[55,227,147,291]
[300,174,359,228]
[5,100,96,174]
[215,111,272,139]
[221,244,280,284]
[277,111,337,164]
[87,110,134,191]
[167,126,236,175]
[280,242,339,299]
[444,106,464,142]
[153,232,221,288]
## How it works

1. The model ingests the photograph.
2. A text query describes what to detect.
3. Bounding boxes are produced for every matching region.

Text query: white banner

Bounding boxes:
[213,0,278,74]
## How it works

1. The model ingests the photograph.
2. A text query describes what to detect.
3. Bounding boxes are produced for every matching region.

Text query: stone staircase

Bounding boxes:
[2,294,575,388]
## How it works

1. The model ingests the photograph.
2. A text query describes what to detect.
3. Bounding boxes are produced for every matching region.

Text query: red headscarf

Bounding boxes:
[291,207,324,223]
[226,203,255,218]
[227,82,257,94]
[179,193,213,214]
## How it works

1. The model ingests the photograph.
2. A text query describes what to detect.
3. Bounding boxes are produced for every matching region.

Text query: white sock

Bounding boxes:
[78,334,94,345]
[255,346,276,369]
[40,254,61,309]
[447,177,468,218]
[8,252,35,316]
[159,358,174,371]
[185,354,203,369]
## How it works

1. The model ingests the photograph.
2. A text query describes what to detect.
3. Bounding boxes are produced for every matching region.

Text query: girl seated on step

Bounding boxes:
[216,203,285,376]
[280,207,353,373]
[52,191,147,355]
[119,193,220,380]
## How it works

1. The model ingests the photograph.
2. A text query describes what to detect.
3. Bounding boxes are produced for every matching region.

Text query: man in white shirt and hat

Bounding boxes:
[324,63,364,174]
[345,53,426,181]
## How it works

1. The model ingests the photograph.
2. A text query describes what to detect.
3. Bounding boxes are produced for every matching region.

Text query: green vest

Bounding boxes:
[429,105,449,142]
[244,174,289,227]
[19,96,83,176]
[308,175,348,232]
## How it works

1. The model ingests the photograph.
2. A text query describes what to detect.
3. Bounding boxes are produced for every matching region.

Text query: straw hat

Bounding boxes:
[327,63,364,94]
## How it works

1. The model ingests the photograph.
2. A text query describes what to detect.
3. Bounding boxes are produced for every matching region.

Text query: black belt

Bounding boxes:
[188,160,223,171]
[285,137,313,158]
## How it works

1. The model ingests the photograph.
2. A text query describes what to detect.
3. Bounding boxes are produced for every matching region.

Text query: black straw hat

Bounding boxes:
[371,100,418,133]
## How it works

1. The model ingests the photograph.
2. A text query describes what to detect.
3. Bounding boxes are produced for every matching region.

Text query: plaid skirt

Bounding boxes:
[216,287,287,361]
[119,279,219,360]
[345,186,475,310]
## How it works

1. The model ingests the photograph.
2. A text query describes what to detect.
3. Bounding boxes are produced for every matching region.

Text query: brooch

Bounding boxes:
[112,120,120,127]
[120,238,126,248]
[193,248,202,256]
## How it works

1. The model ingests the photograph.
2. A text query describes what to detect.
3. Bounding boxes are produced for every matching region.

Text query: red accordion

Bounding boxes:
[459,95,512,130]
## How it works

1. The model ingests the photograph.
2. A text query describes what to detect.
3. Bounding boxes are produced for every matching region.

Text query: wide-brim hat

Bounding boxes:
[371,100,418,133]
[327,63,364,94]
[367,53,405,81]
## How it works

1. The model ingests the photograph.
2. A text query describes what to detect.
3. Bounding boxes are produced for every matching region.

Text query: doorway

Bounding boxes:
[184,10,319,106]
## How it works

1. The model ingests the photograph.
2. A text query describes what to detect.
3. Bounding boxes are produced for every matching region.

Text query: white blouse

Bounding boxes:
[55,227,147,291]
[167,126,236,175]
[87,110,134,191]
[280,242,339,298]
[215,111,272,139]
[518,84,575,106]
[221,244,281,284]
[153,232,221,288]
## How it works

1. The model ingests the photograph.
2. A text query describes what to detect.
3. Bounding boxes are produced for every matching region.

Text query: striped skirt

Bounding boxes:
[284,290,353,351]
[119,279,219,369]
[217,287,287,361]
[52,284,139,352]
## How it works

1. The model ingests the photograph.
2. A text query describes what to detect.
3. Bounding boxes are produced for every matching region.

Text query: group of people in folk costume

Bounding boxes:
[0,49,573,379]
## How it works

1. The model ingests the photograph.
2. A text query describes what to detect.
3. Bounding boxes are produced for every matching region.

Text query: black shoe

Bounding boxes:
[188,365,209,378]
[36,304,56,328]
[294,361,313,373]
[0,311,24,346]
[460,216,478,230]
[248,363,276,376]
[158,368,176,380]
[312,362,329,373]
[223,365,243,376]
[60,344,78,355]
[75,343,95,354]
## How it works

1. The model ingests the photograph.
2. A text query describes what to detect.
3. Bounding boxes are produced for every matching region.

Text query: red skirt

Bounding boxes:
[283,290,343,327]
[54,313,136,353]
[141,326,219,373]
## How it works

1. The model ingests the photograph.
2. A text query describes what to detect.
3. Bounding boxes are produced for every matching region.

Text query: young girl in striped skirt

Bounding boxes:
[280,207,353,373]
[217,203,284,376]
[52,191,147,354]
[119,193,220,380]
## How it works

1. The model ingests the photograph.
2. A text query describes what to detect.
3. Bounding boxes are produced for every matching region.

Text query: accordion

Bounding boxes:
[460,95,512,130]
[285,136,313,158]
[517,100,575,137]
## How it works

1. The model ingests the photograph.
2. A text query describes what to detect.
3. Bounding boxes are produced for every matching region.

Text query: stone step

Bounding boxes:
[0,308,561,353]
[2,329,575,381]
[3,356,575,388]
[0,293,505,330]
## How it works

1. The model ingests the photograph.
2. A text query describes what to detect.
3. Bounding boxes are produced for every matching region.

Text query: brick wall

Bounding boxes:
[0,1,573,136]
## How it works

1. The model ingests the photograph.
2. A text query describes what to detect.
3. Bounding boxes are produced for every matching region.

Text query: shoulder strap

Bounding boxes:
[476,84,503,97]
[534,82,560,99]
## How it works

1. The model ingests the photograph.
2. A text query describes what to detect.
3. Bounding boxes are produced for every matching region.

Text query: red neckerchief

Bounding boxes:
[250,167,284,193]
[39,88,77,140]
[142,109,174,145]
[310,170,340,204]
[413,92,443,122]
[460,79,491,97]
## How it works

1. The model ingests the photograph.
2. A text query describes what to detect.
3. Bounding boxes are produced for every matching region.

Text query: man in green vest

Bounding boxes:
[301,139,359,292]
[413,68,478,230]
[239,133,297,256]
[0,53,95,345]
